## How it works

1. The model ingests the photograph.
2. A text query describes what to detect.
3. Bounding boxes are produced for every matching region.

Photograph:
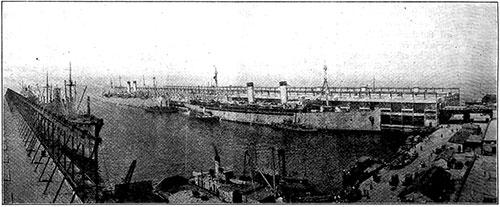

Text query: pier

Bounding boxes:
[110,84,459,103]
[5,89,102,203]
[3,101,76,203]
[106,82,461,131]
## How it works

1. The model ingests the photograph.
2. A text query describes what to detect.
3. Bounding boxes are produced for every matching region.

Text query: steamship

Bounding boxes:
[21,62,104,137]
[184,78,381,131]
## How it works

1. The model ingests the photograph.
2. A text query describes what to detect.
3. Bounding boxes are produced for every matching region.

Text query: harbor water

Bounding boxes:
[91,96,406,194]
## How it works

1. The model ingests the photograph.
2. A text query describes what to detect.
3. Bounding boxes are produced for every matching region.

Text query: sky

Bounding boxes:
[2,2,498,101]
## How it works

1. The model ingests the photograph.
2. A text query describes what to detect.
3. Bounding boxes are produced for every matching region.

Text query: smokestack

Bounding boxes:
[133,81,137,92]
[213,145,221,179]
[247,82,255,104]
[54,88,61,102]
[279,81,288,104]
[126,81,131,93]
[278,149,286,179]
[86,96,91,116]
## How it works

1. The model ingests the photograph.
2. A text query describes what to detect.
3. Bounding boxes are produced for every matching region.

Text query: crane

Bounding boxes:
[123,160,137,185]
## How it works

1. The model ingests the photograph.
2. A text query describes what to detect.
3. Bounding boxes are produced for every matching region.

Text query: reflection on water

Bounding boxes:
[93,99,404,193]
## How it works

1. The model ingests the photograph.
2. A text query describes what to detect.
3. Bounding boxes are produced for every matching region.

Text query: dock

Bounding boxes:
[356,116,497,203]
[356,124,464,203]
[3,100,79,204]
[104,82,464,132]
[4,89,102,203]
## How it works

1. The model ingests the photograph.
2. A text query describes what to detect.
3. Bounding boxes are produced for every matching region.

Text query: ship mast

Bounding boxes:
[69,61,73,100]
[322,65,330,106]
[213,65,218,101]
[36,84,41,102]
[153,77,157,97]
[46,71,49,103]
[372,76,376,91]
[213,65,218,88]
[66,61,76,115]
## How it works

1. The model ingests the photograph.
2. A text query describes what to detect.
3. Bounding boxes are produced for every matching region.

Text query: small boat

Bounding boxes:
[143,96,179,114]
[191,108,219,122]
[194,111,219,122]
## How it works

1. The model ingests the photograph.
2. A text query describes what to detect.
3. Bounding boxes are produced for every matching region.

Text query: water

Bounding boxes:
[91,98,405,193]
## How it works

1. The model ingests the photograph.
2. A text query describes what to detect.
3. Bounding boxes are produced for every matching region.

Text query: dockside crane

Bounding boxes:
[123,160,137,185]
[115,160,137,202]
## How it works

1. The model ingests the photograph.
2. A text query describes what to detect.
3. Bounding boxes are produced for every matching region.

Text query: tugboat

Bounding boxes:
[191,107,219,122]
[144,96,178,114]
[189,145,277,203]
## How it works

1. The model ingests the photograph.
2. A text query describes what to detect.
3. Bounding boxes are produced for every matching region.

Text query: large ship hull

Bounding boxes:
[185,104,381,131]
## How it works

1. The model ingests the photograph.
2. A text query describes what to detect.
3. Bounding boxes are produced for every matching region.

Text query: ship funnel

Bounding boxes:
[54,88,61,102]
[278,149,286,178]
[213,144,221,179]
[133,81,137,92]
[126,81,131,93]
[87,96,91,116]
[279,81,288,104]
[246,82,255,104]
